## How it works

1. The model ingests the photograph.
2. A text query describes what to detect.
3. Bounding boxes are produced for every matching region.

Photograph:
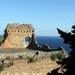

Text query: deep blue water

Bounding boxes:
[36,36,71,53]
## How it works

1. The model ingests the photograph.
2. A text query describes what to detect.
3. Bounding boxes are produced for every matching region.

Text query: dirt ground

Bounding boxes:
[0,58,60,75]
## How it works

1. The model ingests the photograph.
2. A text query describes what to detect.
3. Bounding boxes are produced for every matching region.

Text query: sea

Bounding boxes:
[36,36,71,53]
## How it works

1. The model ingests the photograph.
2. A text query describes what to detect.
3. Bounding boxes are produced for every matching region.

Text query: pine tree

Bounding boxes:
[56,25,75,75]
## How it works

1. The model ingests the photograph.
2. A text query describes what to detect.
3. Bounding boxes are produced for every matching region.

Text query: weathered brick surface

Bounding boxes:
[1,23,34,48]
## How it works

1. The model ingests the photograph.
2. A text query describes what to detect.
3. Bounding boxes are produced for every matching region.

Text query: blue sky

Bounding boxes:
[0,0,75,36]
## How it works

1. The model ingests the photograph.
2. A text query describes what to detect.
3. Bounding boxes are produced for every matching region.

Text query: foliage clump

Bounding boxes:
[50,53,56,61]
[27,52,39,63]
[0,35,4,45]
[48,25,75,75]
[27,56,37,63]
[50,51,65,61]
[0,64,4,72]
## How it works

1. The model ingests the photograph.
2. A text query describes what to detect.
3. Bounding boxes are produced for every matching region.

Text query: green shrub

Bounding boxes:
[50,52,65,61]
[0,64,4,72]
[50,53,56,61]
[27,56,37,63]
[0,36,4,45]
[56,52,65,61]
[18,55,23,59]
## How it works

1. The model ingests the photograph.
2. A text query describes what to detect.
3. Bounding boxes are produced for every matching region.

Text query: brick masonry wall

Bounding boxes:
[1,23,34,48]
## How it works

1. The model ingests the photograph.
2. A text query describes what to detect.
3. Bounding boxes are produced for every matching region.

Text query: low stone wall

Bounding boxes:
[0,49,50,59]
[0,48,68,69]
[0,48,68,60]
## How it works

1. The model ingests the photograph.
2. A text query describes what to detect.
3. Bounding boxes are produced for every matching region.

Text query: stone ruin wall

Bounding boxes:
[1,23,34,48]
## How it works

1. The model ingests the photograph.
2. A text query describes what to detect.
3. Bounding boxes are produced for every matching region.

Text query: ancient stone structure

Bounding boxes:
[1,23,34,48]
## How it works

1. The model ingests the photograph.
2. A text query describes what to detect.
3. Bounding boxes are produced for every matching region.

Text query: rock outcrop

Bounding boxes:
[1,23,34,48]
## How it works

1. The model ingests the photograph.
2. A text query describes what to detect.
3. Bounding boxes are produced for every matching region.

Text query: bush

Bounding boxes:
[50,53,56,61]
[18,55,23,59]
[0,35,4,45]
[27,56,37,63]
[56,52,65,61]
[0,64,4,71]
[50,52,65,61]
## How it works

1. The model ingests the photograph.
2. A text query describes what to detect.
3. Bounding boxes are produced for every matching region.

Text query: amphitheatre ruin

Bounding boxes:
[1,23,34,48]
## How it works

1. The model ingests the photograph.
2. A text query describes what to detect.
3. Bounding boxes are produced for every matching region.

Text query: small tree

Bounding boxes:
[3,28,8,40]
[27,33,38,49]
[1,27,8,44]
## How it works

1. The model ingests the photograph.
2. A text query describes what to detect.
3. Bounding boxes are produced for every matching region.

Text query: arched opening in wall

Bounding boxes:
[24,36,30,45]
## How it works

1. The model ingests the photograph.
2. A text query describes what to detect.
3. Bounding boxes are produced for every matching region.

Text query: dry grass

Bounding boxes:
[0,58,60,75]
